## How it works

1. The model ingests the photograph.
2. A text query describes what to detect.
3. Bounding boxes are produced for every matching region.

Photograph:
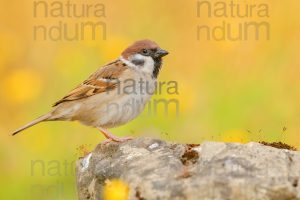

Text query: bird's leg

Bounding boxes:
[97,127,133,142]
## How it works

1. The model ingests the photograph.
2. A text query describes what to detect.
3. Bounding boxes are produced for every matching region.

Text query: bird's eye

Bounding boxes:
[142,49,149,55]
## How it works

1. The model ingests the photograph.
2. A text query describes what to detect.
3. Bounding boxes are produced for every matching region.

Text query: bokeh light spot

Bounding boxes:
[103,179,129,200]
[2,69,42,104]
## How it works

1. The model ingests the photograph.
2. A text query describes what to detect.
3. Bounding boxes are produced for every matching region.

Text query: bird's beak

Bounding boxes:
[155,49,169,58]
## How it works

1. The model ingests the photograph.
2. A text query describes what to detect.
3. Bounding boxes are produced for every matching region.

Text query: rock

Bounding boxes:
[76,137,300,200]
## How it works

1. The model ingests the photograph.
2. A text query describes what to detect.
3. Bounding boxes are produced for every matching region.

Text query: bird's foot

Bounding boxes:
[98,127,133,143]
[101,136,133,144]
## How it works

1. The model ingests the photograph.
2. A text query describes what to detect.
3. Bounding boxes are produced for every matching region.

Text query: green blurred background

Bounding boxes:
[1,0,300,199]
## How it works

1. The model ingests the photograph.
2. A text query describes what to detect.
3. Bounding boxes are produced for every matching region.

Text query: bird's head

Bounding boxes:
[120,39,168,78]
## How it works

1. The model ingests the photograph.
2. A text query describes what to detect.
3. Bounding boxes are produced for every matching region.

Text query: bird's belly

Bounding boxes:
[76,89,153,128]
[101,93,151,127]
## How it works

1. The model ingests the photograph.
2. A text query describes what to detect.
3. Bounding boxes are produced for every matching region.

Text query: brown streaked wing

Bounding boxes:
[53,60,127,106]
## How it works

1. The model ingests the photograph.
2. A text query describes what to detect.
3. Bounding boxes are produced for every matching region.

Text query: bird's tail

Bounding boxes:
[11,113,52,136]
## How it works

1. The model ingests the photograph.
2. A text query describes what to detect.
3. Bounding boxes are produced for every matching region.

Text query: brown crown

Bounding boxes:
[121,39,160,59]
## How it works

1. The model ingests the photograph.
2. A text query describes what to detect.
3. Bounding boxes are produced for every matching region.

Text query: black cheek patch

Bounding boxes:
[132,59,145,66]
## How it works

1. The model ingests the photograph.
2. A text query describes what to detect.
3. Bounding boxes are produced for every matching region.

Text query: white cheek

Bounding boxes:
[134,54,155,74]
[120,54,154,75]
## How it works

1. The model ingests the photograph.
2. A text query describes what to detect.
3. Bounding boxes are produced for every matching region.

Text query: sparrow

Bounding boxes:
[12,39,169,142]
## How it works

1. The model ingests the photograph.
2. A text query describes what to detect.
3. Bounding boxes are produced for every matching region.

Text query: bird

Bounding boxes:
[12,39,169,142]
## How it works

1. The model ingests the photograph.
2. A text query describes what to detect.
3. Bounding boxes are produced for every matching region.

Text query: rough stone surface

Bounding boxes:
[76,137,300,200]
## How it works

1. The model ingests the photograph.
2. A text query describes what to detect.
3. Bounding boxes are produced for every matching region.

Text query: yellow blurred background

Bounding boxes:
[1,0,300,199]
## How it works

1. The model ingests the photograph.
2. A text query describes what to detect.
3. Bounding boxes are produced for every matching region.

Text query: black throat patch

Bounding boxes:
[152,57,162,78]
